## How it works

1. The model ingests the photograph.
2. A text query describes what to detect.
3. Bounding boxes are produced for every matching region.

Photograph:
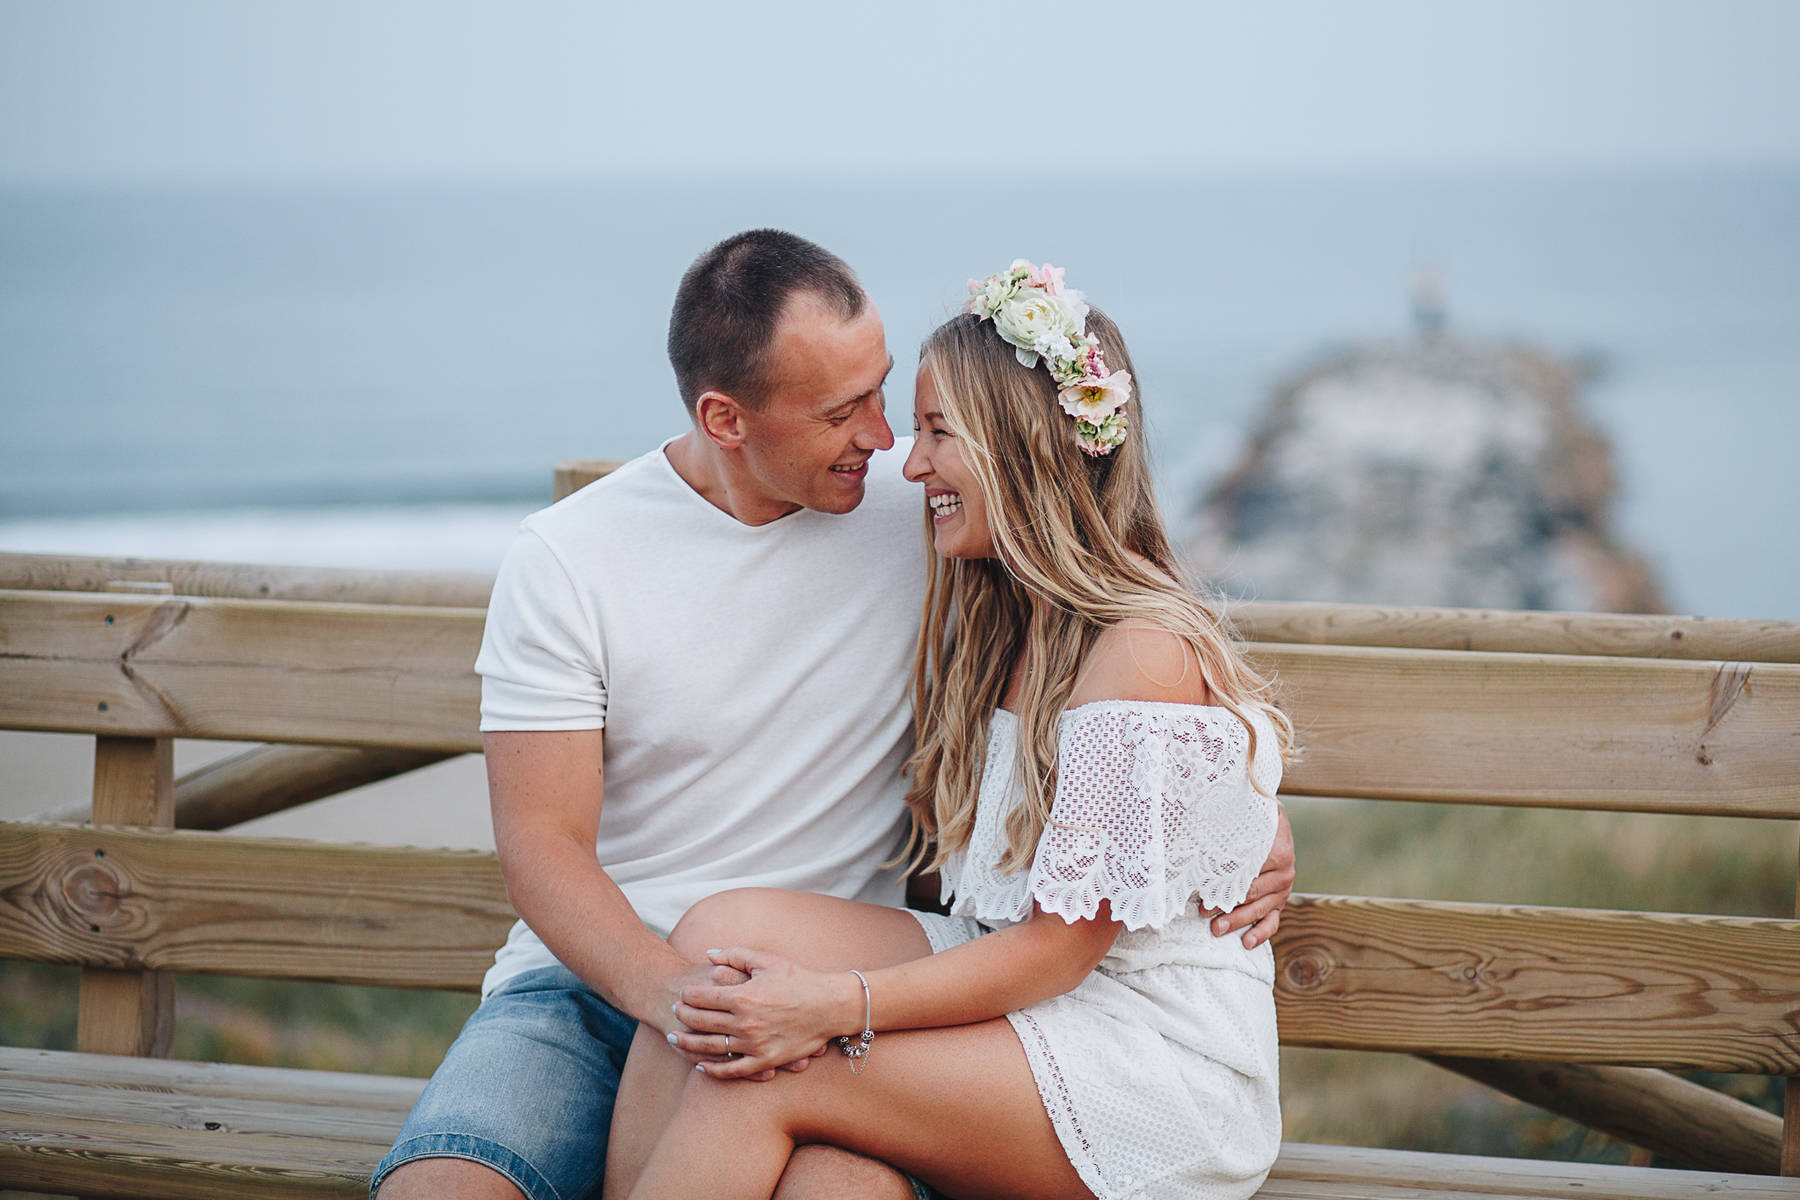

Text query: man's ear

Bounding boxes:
[695,391,747,450]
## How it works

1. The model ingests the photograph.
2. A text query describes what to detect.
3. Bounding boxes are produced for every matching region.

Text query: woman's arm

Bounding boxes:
[671,902,1120,1079]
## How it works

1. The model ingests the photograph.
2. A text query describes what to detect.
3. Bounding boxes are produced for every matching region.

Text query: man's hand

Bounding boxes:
[668,948,857,1080]
[1209,804,1294,949]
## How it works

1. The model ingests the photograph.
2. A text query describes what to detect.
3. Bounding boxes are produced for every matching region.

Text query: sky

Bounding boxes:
[3,0,1799,185]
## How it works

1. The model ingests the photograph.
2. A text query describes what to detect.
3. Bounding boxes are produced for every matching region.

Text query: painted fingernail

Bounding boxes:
[706,948,721,955]
[667,1032,679,1045]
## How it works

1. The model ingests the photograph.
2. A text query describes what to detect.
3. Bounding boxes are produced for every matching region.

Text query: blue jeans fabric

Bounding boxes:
[371,963,636,1200]
[371,961,948,1200]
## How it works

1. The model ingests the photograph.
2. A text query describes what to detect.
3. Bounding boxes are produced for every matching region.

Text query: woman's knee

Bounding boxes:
[667,887,790,960]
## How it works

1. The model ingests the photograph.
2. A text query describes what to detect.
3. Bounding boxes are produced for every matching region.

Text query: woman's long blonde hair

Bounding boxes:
[902,308,1294,874]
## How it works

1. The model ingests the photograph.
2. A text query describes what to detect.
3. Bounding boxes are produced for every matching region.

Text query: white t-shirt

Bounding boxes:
[474,439,924,996]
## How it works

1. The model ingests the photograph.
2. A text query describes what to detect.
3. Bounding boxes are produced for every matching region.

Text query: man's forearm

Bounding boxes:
[499,829,689,1025]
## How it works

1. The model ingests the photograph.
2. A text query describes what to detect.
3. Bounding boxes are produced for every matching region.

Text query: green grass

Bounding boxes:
[0,961,475,1077]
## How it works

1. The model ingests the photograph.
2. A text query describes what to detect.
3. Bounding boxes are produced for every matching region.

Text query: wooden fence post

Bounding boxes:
[75,581,177,1058]
[1786,831,1800,1175]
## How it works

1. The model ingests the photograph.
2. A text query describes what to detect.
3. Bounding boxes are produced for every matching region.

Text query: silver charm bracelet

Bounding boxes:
[836,968,874,1074]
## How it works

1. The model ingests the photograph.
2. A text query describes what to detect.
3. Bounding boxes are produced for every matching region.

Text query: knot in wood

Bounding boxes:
[1282,947,1332,992]
[63,860,127,923]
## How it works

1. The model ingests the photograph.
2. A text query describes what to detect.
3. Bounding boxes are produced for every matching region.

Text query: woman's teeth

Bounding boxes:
[929,493,963,519]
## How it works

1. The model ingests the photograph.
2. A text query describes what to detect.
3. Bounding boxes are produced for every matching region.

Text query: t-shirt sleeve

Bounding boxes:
[474,526,608,731]
[1028,706,1280,931]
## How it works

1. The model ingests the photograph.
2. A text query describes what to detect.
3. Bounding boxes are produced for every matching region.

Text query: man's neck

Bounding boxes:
[662,430,801,527]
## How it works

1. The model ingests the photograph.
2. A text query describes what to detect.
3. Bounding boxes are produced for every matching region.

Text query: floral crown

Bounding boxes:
[963,259,1132,457]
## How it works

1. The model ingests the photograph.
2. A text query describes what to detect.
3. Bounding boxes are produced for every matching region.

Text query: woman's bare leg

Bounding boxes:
[628,1016,1090,1200]
[603,890,944,1199]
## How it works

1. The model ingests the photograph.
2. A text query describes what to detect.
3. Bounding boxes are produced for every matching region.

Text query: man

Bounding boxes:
[373,230,1294,1200]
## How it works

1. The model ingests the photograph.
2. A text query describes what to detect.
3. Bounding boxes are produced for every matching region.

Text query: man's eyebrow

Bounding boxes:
[827,356,895,410]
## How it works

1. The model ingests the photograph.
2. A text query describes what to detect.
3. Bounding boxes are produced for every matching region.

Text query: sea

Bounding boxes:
[2,168,1796,619]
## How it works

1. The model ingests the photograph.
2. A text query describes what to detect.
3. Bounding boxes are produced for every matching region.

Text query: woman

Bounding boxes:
[603,262,1294,1200]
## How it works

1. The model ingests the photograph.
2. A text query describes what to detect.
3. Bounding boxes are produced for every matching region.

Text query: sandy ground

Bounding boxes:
[1,730,497,849]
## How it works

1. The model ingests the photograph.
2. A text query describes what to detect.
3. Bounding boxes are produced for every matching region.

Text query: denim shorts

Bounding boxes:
[371,962,943,1200]
[371,963,636,1200]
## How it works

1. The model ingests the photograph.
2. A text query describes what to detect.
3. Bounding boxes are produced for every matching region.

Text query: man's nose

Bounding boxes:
[855,404,895,452]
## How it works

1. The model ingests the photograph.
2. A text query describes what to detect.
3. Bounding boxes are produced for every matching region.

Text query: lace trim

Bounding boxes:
[1007,1008,1109,1196]
[947,703,1280,933]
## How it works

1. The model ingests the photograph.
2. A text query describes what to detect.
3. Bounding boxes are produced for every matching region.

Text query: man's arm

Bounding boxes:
[485,729,697,1033]
[1209,803,1295,949]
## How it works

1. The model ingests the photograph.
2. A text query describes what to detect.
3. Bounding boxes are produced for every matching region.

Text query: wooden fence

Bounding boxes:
[0,461,1796,1196]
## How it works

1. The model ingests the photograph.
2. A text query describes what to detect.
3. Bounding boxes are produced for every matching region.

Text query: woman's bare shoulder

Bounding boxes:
[1068,617,1212,709]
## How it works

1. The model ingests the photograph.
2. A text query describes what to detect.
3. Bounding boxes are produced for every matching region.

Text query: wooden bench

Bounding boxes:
[2,463,1798,1198]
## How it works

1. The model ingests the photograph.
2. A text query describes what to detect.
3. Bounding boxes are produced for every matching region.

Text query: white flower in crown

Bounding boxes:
[992,290,1087,370]
[1058,369,1134,424]
[964,274,1017,319]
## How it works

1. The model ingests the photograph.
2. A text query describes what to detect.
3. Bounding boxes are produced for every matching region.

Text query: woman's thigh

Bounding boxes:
[668,888,937,971]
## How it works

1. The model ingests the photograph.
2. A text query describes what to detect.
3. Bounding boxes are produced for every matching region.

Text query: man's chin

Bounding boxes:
[811,479,867,514]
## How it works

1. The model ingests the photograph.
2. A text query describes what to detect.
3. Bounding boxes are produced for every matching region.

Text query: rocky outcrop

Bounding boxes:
[1183,337,1666,613]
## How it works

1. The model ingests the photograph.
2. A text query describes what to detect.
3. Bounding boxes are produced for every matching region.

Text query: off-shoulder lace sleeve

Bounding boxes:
[1028,703,1281,931]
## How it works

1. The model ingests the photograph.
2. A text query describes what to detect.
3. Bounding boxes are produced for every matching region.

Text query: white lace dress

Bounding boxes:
[909,700,1283,1200]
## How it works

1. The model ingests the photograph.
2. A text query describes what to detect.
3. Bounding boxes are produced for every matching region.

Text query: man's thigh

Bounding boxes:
[371,964,635,1200]
[776,1144,946,1200]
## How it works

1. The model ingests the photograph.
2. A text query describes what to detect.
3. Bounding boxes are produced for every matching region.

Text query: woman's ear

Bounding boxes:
[695,391,747,449]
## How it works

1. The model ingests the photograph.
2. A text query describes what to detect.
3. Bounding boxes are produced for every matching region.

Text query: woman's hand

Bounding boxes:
[669,947,862,1081]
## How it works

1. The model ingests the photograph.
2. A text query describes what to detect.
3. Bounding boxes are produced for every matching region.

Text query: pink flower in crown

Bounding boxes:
[1025,262,1067,295]
[1058,369,1134,424]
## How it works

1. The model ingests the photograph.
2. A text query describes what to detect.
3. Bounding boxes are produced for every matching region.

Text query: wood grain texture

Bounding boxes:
[0,821,512,990]
[0,552,493,607]
[7,590,1800,816]
[78,735,175,1057]
[552,457,624,501]
[1253,642,1800,817]
[1426,1056,1781,1174]
[1274,894,1800,1073]
[0,589,485,752]
[38,744,459,828]
[0,1112,390,1200]
[1267,1141,1800,1198]
[6,827,1797,1071]
[1231,600,1800,663]
[0,1045,422,1109]
[1,1048,1791,1200]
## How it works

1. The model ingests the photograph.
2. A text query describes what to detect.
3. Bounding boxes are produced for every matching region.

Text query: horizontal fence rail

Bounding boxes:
[0,590,484,754]
[1228,599,1800,664]
[1275,894,1800,1074]
[5,589,1798,815]
[9,550,1800,663]
[1257,642,1800,816]
[0,822,512,991]
[4,822,1798,1074]
[0,553,494,608]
